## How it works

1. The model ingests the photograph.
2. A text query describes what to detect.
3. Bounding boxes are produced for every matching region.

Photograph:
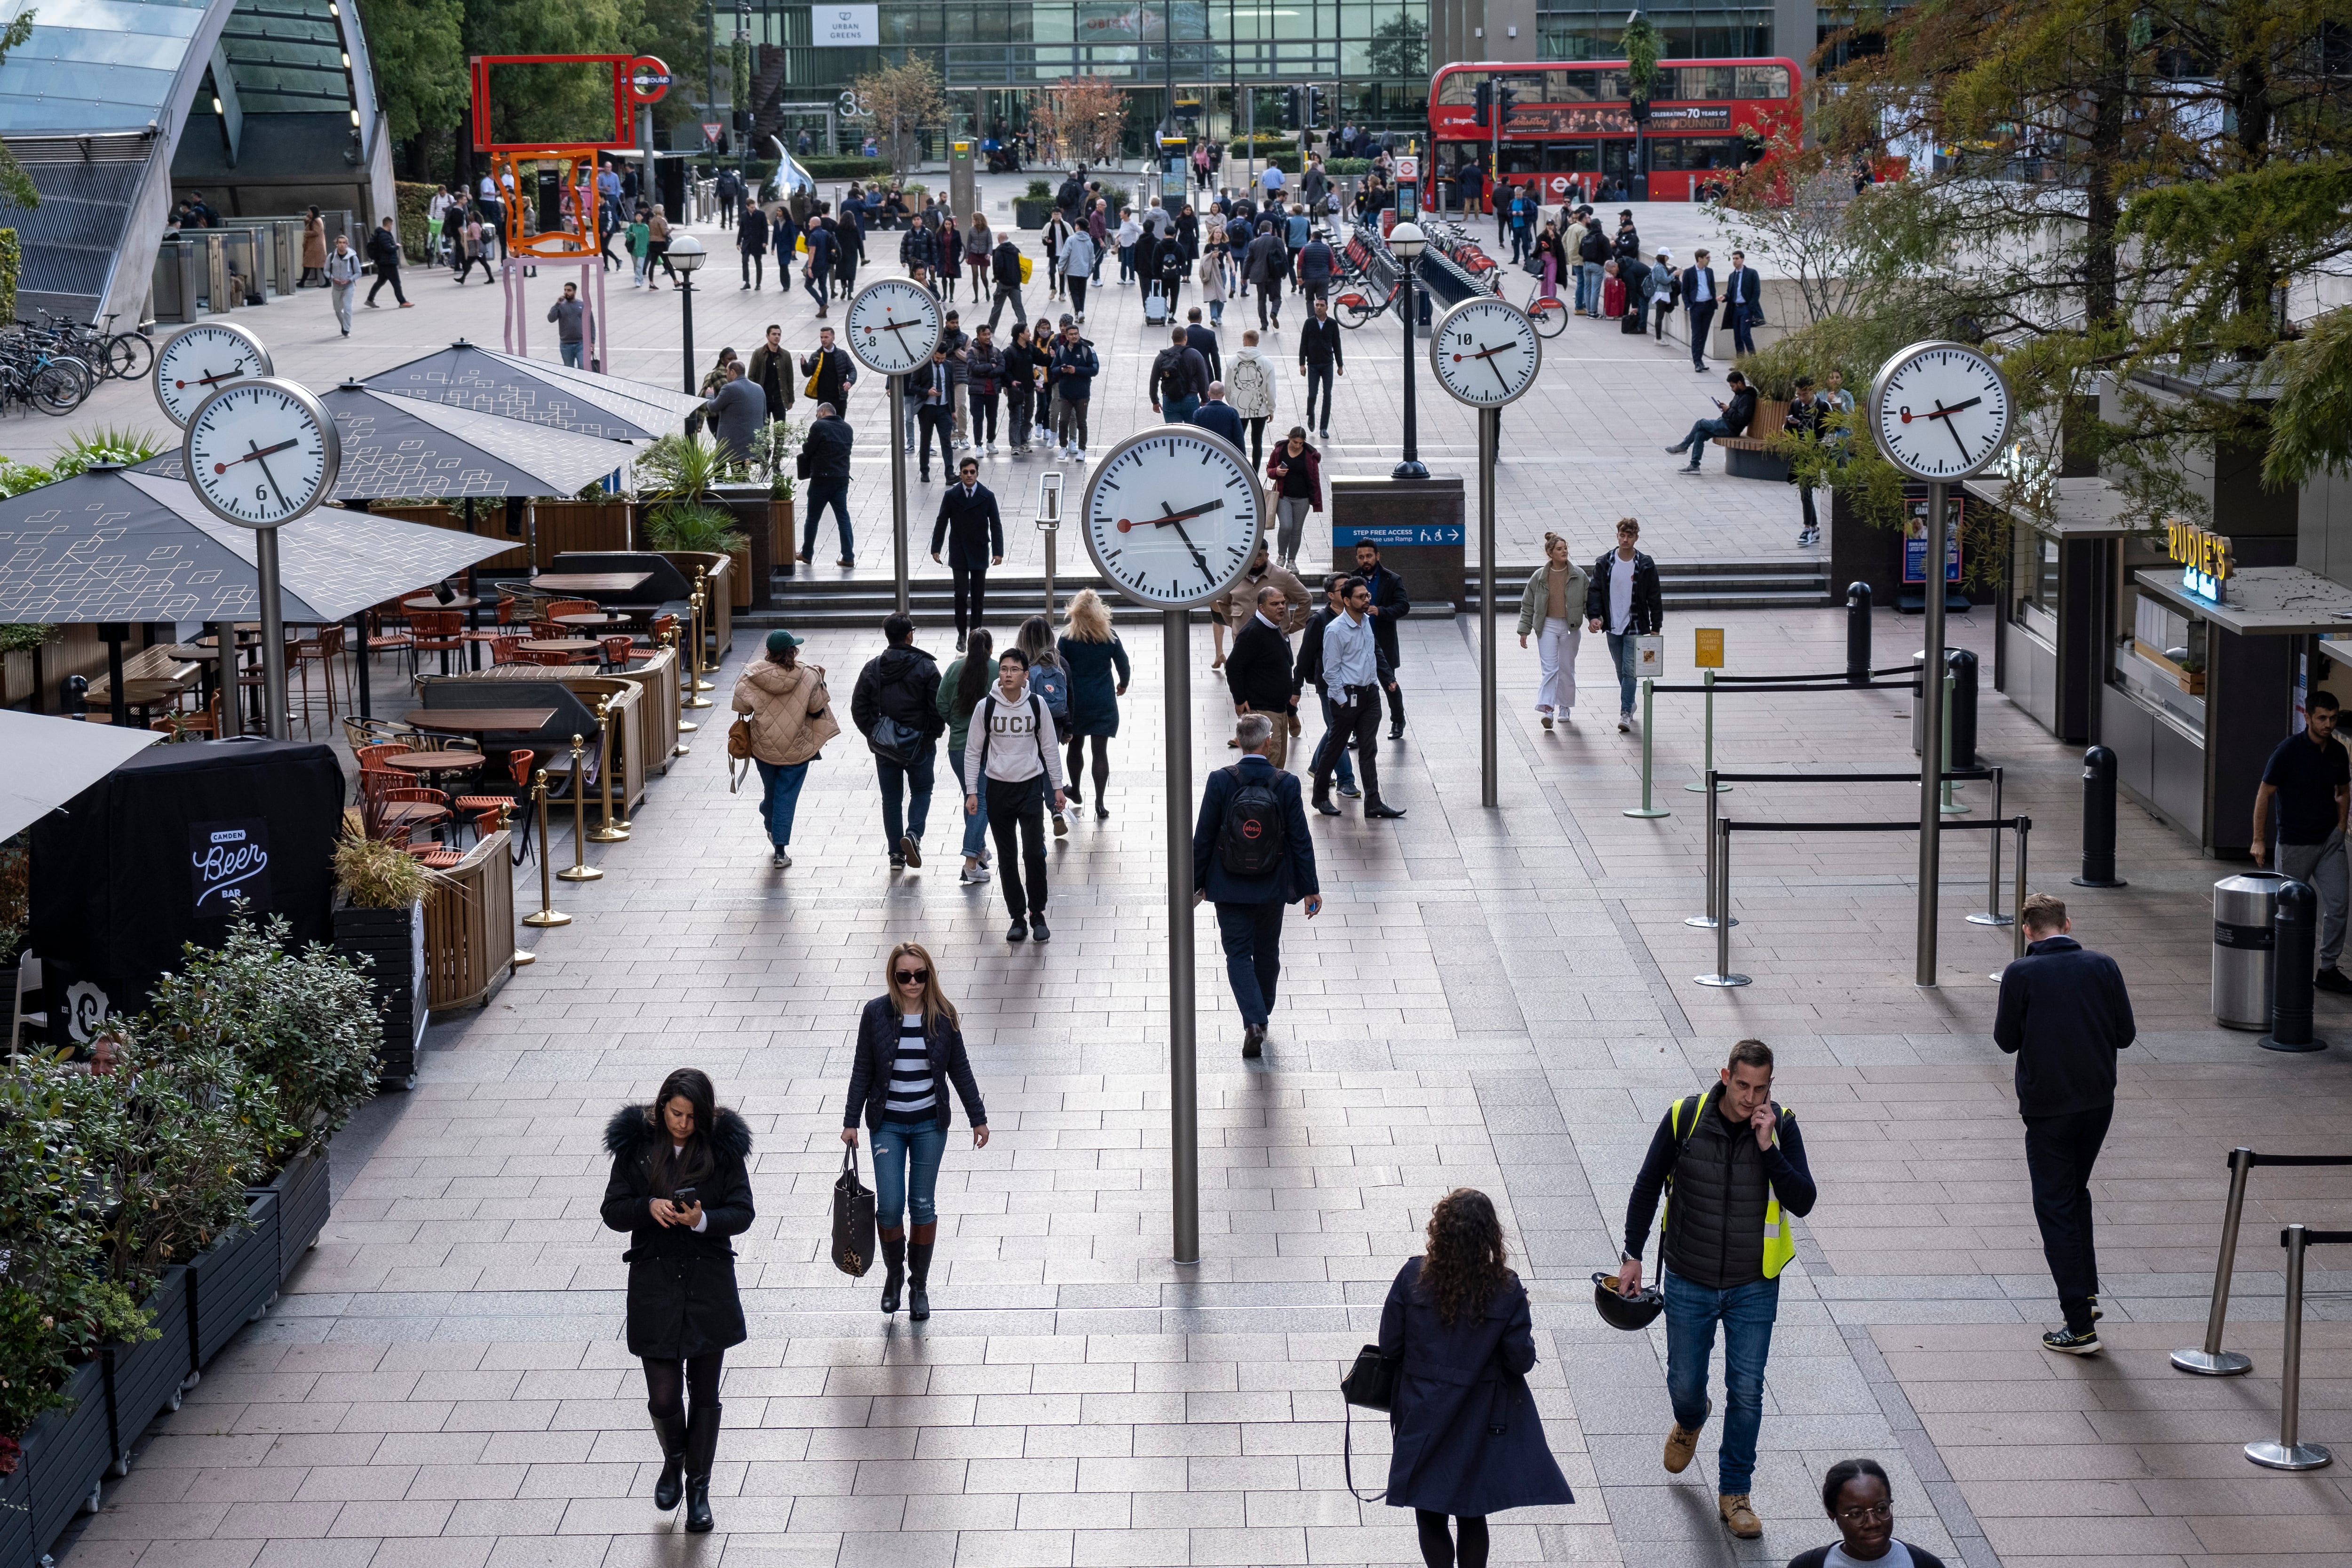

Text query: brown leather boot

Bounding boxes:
[1718,1493,1762,1539]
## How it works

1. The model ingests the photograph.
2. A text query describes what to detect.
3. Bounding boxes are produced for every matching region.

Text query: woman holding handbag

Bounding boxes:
[841,943,989,1319]
[600,1068,755,1535]
[1378,1188,1572,1568]
[729,629,838,868]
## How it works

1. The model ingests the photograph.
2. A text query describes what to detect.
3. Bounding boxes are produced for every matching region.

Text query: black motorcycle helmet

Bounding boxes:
[1592,1270,1665,1330]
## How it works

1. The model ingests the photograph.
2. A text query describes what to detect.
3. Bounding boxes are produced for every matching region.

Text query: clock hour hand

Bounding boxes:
[217,438,300,470]
[234,439,295,511]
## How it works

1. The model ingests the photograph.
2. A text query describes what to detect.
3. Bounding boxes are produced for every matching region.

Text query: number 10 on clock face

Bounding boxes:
[1081,430,1266,609]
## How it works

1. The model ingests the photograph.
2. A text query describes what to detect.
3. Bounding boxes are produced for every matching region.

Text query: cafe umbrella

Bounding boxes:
[0,707,162,841]
[0,464,512,727]
[361,339,707,443]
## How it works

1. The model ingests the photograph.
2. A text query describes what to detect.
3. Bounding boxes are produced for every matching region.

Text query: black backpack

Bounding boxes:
[1216,766,1287,878]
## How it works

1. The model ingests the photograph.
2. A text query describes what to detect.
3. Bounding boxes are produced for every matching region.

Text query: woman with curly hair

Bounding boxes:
[1377,1188,1572,1568]
[600,1068,755,1534]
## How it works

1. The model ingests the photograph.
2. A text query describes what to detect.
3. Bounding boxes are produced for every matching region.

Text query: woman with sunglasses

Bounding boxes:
[842,943,989,1319]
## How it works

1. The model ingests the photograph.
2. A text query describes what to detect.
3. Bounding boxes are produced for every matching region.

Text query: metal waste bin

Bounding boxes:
[2215,871,2285,1030]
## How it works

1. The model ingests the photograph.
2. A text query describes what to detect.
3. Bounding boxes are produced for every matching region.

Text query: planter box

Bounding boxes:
[421,832,516,1014]
[334,899,425,1090]
[710,485,775,609]
[22,1360,109,1560]
[0,1446,31,1568]
[104,1266,190,1476]
[531,500,636,569]
[252,1148,331,1283]
[1015,199,1053,231]
[768,498,795,583]
[187,1192,279,1369]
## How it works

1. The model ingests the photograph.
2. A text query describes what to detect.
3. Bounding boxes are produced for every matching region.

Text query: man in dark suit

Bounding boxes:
[1192,711,1321,1058]
[1724,248,1762,356]
[1682,247,1721,372]
[1352,539,1411,739]
[1188,382,1246,450]
[1184,306,1221,381]
[914,347,956,481]
[1223,583,1301,768]
[929,455,1004,651]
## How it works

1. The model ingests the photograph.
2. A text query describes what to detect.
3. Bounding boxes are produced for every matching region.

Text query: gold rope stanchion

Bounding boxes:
[521,771,571,926]
[691,567,715,693]
[590,694,629,841]
[556,733,602,882]
[667,625,696,743]
[685,585,714,709]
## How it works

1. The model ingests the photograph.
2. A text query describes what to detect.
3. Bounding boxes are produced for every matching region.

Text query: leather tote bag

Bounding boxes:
[1339,1345,1400,1502]
[833,1144,877,1277]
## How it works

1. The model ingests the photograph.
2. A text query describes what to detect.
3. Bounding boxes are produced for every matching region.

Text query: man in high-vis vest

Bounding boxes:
[1617,1039,1818,1542]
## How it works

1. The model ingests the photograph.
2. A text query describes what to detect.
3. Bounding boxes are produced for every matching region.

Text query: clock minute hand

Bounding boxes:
[1158,503,1210,575]
[1926,398,1975,462]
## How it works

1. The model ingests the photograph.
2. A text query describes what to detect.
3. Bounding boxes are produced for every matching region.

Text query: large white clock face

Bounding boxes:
[844,278,944,377]
[154,323,274,429]
[1081,427,1266,609]
[1430,296,1542,407]
[1869,341,2015,482]
[182,378,342,529]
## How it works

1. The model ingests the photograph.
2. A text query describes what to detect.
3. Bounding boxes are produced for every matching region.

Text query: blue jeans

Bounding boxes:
[1215,899,1287,1027]
[1662,1271,1780,1497]
[961,773,989,859]
[1673,416,1732,468]
[559,339,583,368]
[1164,393,1199,425]
[754,759,809,849]
[1577,261,1603,312]
[802,478,853,559]
[876,737,935,853]
[1310,692,1357,788]
[1605,632,1641,716]
[871,1117,946,1229]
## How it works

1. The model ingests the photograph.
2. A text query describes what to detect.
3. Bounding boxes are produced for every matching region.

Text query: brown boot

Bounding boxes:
[1663,1398,1709,1473]
[1718,1494,1762,1539]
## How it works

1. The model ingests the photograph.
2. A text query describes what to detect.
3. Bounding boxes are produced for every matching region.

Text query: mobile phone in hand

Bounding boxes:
[671,1186,698,1208]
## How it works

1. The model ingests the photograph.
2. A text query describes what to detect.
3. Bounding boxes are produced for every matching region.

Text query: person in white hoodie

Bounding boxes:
[962,646,1068,942]
[1225,328,1279,470]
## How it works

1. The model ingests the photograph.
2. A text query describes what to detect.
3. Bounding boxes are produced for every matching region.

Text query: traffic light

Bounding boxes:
[1630,96,1652,124]
[1472,80,1491,127]
[1304,85,1323,129]
[1284,86,1302,129]
[1497,83,1518,121]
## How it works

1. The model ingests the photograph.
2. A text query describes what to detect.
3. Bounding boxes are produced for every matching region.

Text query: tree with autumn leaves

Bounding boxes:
[1030,77,1133,169]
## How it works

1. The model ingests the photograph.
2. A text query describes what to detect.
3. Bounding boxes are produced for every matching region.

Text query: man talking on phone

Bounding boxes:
[1617,1039,1816,1544]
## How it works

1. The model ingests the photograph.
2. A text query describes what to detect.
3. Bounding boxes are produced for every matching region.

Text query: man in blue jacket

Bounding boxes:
[1188,382,1246,449]
[1193,712,1321,1058]
[1994,892,2136,1357]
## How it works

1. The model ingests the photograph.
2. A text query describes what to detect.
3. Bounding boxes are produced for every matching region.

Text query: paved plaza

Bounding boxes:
[48,594,2352,1568]
[30,182,2352,1568]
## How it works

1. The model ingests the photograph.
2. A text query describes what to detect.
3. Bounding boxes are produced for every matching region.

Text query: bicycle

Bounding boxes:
[1524,292,1568,339]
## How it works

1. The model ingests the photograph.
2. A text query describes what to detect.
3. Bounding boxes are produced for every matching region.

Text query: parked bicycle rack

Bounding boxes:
[2246,1224,2349,1471]
[1696,795,2030,987]
[2173,1145,2352,1377]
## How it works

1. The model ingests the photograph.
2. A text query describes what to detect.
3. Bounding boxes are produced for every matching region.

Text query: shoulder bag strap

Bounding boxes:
[1031,695,1052,774]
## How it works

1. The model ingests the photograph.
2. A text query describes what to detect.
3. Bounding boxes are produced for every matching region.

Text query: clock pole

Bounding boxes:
[1164,606,1200,1266]
[254,525,290,740]
[1478,406,1499,809]
[1915,479,1948,987]
[889,373,911,614]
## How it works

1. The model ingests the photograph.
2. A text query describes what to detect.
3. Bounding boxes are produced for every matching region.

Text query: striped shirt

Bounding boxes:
[884,1013,938,1122]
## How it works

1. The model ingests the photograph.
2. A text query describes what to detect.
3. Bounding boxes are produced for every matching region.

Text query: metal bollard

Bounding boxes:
[1624,677,1670,818]
[2245,1225,2332,1471]
[2172,1146,2256,1376]
[1686,768,1738,930]
[2073,746,2128,887]
[1846,582,1872,685]
[1939,673,1969,814]
[1969,768,2013,927]
[1695,817,1749,987]
[64,674,88,719]
[2261,880,2326,1052]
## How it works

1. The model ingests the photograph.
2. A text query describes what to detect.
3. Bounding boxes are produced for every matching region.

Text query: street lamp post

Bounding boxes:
[669,233,707,393]
[1389,220,1429,480]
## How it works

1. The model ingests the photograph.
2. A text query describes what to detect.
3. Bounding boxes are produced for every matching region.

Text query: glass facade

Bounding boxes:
[0,0,209,135]
[1535,4,1774,60]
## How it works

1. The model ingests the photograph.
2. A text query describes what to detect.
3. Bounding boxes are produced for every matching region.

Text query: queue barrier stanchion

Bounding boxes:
[1969,768,2012,928]
[1687,767,1737,930]
[556,733,603,883]
[521,770,572,929]
[1625,677,1670,818]
[1695,815,1748,988]
[1625,675,1920,818]
[2246,1224,2349,1472]
[1685,669,1725,793]
[2172,1147,2352,1377]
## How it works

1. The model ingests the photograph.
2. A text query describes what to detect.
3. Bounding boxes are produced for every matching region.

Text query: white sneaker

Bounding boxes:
[1072,447,1087,462]
[960,862,991,883]
[987,442,999,455]
[771,850,791,868]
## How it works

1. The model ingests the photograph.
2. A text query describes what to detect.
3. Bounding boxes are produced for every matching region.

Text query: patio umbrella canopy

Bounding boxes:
[138,382,639,502]
[363,340,707,442]
[0,708,162,841]
[0,467,514,625]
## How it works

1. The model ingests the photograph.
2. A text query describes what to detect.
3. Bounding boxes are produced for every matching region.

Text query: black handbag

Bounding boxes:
[1340,1345,1399,1503]
[832,1144,876,1277]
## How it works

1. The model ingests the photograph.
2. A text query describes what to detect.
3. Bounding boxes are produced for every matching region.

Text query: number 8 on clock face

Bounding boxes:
[1080,428,1267,610]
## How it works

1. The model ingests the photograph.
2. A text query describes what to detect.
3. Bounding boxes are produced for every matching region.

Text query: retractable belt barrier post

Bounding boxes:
[1626,668,1923,817]
[2174,1147,2352,1377]
[1968,768,2012,928]
[2247,1224,2350,1472]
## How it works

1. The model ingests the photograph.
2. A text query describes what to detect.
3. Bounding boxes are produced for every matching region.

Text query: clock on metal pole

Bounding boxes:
[1079,425,1267,1270]
[844,277,945,612]
[1429,295,1542,809]
[153,322,274,429]
[181,376,343,741]
[1868,340,2013,988]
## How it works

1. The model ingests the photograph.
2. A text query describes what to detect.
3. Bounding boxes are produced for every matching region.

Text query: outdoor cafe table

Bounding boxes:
[529,572,653,596]
[517,639,601,655]
[553,612,637,632]
[400,708,558,736]
[377,751,489,779]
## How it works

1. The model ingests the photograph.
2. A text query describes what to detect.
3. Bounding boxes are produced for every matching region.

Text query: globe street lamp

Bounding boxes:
[668,232,707,394]
[1388,220,1429,480]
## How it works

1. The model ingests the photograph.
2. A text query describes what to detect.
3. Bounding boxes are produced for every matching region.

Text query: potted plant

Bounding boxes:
[0,830,24,1044]
[2178,654,2206,695]
[645,503,752,612]
[1016,178,1055,231]
[745,418,799,587]
[636,432,773,607]
[331,825,431,1090]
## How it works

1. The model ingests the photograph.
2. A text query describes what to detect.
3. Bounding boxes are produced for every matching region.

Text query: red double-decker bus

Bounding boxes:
[1429,58,1803,204]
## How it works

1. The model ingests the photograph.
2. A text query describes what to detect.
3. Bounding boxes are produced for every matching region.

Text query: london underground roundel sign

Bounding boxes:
[630,56,673,105]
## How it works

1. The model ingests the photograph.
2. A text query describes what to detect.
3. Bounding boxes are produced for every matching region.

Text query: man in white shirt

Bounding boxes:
[1308,577,1403,819]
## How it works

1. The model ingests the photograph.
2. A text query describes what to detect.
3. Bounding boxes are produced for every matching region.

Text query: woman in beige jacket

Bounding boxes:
[730,629,839,866]
[1516,531,1589,728]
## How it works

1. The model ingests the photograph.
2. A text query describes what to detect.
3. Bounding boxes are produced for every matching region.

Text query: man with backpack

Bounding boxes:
[850,611,946,871]
[1192,712,1321,1058]
[962,645,1068,942]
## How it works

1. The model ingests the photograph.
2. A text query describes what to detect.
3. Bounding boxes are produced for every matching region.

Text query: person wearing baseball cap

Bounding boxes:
[730,629,836,868]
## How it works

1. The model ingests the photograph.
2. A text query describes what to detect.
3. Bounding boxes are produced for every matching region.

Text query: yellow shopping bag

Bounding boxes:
[1018,255,1033,283]
[796,233,809,255]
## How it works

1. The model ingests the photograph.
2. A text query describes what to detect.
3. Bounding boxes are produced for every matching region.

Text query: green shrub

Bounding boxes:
[645,502,746,552]
[634,430,731,497]
[798,156,892,180]
[395,180,437,264]
[0,228,17,326]
[1227,135,1298,156]
[0,459,51,498]
[50,426,167,478]
[332,826,436,909]
[1327,158,1373,175]
[1025,178,1053,200]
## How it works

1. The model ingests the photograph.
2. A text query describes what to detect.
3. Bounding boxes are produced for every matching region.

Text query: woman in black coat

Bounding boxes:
[841,942,989,1321]
[601,1068,755,1534]
[1379,1188,1573,1568]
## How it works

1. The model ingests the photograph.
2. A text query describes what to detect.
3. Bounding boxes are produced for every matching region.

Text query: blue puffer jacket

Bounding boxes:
[1049,339,1100,401]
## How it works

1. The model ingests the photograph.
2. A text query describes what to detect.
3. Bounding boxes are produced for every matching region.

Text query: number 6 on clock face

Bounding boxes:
[1080,427,1267,610]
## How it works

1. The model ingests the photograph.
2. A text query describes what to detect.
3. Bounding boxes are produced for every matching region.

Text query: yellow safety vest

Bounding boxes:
[1661,1093,1797,1281]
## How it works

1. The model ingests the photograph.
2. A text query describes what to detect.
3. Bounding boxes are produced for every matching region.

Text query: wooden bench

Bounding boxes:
[1712,398,1792,480]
